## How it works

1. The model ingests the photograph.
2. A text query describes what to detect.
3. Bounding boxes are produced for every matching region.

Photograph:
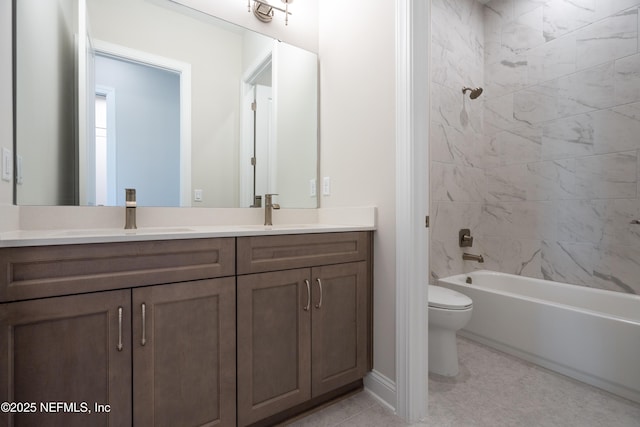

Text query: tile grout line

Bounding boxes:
[331,400,384,427]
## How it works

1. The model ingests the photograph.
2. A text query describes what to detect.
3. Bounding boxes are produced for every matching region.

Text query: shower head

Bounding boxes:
[462,87,483,99]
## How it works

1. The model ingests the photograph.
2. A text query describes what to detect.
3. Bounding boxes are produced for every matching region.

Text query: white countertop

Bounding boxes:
[0,223,375,247]
[0,206,377,247]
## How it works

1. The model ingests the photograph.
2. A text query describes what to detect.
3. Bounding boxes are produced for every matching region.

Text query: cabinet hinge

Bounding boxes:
[251,101,256,111]
[425,215,430,228]
[251,157,256,166]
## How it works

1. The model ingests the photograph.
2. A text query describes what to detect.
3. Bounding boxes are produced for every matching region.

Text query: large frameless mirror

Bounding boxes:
[13,0,318,208]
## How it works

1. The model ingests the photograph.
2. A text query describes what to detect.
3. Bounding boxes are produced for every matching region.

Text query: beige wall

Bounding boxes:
[15,0,77,205]
[242,31,273,73]
[319,0,397,382]
[0,0,19,230]
[0,1,13,208]
[275,42,318,208]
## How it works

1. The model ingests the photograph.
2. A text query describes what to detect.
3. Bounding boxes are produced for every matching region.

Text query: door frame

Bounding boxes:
[93,85,116,206]
[91,39,192,207]
[395,0,430,422]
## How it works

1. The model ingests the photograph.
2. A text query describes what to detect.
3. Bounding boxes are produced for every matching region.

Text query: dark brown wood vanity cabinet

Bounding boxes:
[236,232,372,426]
[0,232,372,427]
[0,238,237,427]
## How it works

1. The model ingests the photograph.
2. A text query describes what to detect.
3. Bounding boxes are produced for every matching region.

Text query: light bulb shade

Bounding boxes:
[253,1,274,22]
[248,0,292,25]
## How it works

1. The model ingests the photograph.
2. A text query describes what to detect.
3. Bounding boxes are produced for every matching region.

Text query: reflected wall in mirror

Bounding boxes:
[14,0,318,208]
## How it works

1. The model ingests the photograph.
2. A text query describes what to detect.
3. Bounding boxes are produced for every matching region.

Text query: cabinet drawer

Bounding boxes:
[0,238,235,302]
[237,232,369,274]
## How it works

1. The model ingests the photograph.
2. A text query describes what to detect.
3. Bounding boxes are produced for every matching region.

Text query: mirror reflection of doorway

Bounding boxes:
[92,53,181,207]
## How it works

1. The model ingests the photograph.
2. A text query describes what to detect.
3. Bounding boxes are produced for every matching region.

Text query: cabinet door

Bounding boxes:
[132,277,236,427]
[237,269,311,426]
[311,262,368,396]
[0,290,132,427]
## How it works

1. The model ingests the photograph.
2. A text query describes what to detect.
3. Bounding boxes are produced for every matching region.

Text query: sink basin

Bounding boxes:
[56,227,195,237]
[239,224,325,231]
[129,227,195,234]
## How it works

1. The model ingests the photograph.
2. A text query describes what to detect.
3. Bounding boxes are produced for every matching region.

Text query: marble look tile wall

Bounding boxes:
[430,0,640,294]
[430,0,485,282]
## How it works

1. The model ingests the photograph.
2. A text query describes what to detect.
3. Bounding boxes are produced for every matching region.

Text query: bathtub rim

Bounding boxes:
[437,270,640,326]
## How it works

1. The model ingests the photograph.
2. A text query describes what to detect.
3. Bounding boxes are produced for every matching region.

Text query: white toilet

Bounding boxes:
[428,285,473,376]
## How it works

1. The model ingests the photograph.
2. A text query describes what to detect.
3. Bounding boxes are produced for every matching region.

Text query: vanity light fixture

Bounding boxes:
[247,0,293,25]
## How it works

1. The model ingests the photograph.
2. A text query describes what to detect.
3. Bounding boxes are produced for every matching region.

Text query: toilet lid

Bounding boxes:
[429,285,472,310]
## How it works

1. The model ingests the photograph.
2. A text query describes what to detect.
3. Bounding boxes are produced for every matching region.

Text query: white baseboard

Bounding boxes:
[363,370,397,413]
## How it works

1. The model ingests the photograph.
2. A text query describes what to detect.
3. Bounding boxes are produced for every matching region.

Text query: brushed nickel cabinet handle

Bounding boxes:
[117,306,123,352]
[141,303,147,346]
[315,278,323,309]
[304,280,311,311]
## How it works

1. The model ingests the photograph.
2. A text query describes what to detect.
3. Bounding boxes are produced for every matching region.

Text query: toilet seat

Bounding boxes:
[429,285,472,310]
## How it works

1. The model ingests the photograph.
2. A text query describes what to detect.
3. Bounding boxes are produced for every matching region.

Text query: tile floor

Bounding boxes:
[285,337,640,426]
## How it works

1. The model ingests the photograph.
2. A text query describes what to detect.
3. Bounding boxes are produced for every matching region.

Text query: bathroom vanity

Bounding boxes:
[0,229,373,427]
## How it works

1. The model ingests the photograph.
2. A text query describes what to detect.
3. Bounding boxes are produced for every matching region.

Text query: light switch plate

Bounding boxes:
[322,176,331,196]
[309,178,317,197]
[1,148,12,182]
[194,189,203,202]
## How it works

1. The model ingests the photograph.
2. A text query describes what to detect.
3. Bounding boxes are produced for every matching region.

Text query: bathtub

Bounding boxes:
[437,270,640,403]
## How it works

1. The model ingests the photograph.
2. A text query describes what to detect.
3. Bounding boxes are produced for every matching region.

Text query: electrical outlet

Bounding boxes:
[194,189,203,202]
[1,148,12,182]
[309,178,317,197]
[322,176,331,196]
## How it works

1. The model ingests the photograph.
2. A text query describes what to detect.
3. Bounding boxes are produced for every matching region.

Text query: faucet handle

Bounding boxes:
[459,228,473,247]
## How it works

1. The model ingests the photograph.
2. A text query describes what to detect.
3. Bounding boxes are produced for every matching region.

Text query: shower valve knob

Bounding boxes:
[459,229,474,247]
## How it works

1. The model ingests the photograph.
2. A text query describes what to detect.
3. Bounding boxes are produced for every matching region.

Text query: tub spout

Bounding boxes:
[463,253,484,263]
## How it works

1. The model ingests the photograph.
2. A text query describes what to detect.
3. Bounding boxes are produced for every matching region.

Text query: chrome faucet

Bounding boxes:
[462,253,484,263]
[125,188,137,230]
[264,193,280,226]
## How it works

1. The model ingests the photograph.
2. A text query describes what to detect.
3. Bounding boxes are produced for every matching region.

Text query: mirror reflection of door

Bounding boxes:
[241,57,275,207]
[254,84,274,202]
